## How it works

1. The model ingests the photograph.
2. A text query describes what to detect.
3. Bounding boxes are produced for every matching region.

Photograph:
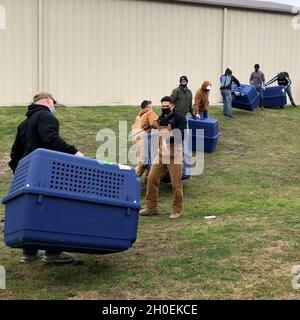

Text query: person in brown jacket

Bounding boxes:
[139,96,187,219]
[193,80,212,119]
[132,100,158,179]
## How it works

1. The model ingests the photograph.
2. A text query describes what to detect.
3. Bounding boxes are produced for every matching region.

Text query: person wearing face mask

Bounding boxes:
[171,76,196,118]
[193,81,212,119]
[140,96,187,219]
[9,92,84,264]
[250,64,266,109]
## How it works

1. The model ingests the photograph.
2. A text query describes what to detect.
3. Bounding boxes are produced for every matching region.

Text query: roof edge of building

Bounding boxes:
[167,0,295,14]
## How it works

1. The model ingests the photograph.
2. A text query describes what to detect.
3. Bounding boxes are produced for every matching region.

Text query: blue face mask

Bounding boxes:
[49,106,56,114]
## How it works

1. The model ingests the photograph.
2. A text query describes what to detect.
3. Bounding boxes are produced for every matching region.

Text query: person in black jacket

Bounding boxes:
[9,92,83,172]
[9,92,84,264]
[265,72,297,107]
[140,96,187,219]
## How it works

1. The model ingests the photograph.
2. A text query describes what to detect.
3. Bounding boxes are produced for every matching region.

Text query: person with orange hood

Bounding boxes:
[193,81,212,119]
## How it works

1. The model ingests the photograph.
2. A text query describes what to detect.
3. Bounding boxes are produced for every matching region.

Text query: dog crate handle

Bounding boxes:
[37,195,43,204]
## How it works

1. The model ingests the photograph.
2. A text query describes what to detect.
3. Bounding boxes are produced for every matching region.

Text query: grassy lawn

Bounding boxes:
[0,105,299,300]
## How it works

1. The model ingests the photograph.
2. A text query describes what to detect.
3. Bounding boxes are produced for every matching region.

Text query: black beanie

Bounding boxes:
[179,76,188,83]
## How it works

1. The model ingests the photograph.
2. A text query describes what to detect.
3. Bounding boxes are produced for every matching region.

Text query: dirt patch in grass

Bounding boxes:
[68,291,102,300]
[135,220,198,260]
[220,135,247,156]
[68,288,183,300]
[1,106,300,300]
[0,153,11,177]
[0,290,15,300]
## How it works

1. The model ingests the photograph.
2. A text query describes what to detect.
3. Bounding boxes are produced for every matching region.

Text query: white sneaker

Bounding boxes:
[169,213,182,219]
[20,250,44,263]
[42,252,75,264]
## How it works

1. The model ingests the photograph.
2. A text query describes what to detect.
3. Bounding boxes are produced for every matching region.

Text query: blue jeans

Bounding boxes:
[256,87,264,107]
[285,85,296,105]
[221,90,233,116]
[201,111,208,119]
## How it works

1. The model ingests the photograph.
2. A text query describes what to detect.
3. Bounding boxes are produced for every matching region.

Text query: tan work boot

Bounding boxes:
[169,212,182,219]
[139,207,159,216]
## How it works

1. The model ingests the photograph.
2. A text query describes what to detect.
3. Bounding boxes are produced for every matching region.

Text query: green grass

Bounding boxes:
[0,105,300,300]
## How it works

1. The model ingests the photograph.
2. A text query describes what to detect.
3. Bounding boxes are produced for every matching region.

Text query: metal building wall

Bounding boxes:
[41,0,224,105]
[0,0,38,105]
[224,8,300,102]
[0,0,299,106]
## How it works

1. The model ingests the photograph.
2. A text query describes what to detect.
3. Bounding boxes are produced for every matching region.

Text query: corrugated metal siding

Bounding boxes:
[41,0,223,105]
[225,8,300,102]
[0,0,299,105]
[0,0,38,105]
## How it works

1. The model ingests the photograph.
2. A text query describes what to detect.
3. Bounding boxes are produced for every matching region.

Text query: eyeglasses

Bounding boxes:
[49,98,57,105]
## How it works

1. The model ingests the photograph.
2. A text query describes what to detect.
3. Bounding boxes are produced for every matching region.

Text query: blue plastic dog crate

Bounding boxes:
[145,132,191,183]
[187,117,220,153]
[2,149,140,254]
[231,84,260,111]
[263,86,287,108]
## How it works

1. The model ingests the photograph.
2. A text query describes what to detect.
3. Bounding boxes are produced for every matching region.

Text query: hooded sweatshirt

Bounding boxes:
[220,68,240,90]
[9,104,78,172]
[193,81,211,113]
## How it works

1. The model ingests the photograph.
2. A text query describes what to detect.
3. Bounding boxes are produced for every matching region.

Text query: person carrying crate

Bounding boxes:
[8,92,84,264]
[131,100,158,181]
[220,68,241,119]
[193,80,212,119]
[265,72,297,107]
[139,96,187,219]
[250,64,266,109]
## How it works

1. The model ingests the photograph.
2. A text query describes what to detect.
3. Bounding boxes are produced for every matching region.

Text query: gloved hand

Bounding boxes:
[158,116,170,127]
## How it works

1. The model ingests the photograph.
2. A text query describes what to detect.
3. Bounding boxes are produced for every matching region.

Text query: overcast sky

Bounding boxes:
[259,0,300,6]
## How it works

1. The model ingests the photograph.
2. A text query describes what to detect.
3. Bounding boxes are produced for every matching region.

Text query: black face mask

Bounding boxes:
[162,108,172,116]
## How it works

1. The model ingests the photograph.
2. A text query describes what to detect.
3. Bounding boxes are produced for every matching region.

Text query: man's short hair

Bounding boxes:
[33,92,57,105]
[141,100,152,109]
[254,64,260,69]
[161,96,174,104]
